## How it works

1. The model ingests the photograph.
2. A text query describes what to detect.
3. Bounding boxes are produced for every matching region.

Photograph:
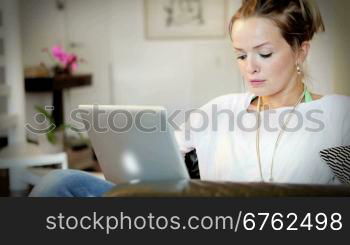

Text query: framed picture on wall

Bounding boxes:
[144,0,228,39]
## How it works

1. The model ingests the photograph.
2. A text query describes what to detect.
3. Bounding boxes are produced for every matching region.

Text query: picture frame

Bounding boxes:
[144,0,228,39]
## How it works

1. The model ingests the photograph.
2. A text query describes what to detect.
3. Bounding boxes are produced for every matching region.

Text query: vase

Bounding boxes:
[53,65,71,76]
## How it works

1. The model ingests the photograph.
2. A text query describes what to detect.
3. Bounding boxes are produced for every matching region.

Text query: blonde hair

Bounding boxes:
[229,0,325,50]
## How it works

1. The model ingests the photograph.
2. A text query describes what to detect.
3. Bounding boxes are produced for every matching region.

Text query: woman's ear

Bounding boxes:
[298,41,310,64]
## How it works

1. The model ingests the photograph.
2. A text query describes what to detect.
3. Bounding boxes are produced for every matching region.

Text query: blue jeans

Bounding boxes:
[29,169,115,197]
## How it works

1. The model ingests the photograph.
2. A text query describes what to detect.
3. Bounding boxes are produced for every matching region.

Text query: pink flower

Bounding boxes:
[66,54,78,70]
[51,45,68,64]
[51,45,78,71]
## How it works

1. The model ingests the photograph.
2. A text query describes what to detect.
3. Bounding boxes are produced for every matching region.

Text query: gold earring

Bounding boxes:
[296,64,302,75]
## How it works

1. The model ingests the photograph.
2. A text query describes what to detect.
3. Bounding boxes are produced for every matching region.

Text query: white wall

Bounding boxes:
[108,0,241,116]
[333,0,350,95]
[19,0,349,136]
[306,0,335,94]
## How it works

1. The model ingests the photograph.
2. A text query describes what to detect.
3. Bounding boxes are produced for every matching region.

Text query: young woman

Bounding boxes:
[30,0,350,197]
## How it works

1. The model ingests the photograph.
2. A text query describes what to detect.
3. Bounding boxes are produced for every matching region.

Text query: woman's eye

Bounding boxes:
[260,53,272,58]
[237,55,247,60]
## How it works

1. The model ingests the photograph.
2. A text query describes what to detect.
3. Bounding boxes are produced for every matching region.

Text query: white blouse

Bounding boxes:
[175,93,350,184]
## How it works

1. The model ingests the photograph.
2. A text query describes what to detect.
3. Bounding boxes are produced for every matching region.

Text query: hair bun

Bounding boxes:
[230,0,325,48]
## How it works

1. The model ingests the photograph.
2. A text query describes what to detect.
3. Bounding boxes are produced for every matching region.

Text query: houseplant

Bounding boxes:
[42,44,84,76]
[34,105,80,153]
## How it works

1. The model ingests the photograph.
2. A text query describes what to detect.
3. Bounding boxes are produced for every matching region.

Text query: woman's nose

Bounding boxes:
[246,57,260,74]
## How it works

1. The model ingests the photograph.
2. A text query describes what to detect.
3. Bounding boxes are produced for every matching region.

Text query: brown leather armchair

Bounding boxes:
[104,179,350,197]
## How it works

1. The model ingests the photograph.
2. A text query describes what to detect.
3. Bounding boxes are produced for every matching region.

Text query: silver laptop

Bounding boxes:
[78,105,189,184]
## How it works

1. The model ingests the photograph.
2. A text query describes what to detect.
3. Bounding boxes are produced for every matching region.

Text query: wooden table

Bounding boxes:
[25,74,92,126]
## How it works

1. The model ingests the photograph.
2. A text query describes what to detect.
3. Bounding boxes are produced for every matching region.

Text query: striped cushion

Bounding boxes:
[320,145,350,184]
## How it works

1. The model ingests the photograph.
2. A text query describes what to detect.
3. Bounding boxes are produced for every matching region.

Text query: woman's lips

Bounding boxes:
[249,80,266,87]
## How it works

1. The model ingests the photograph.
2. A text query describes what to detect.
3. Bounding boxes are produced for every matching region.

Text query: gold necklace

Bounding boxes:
[255,89,306,182]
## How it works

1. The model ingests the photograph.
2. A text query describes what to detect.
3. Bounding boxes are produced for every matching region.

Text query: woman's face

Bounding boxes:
[231,17,299,96]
